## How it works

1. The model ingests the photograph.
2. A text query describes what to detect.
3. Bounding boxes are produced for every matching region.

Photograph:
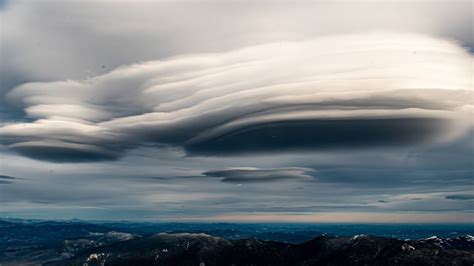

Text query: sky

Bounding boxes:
[0,0,473,223]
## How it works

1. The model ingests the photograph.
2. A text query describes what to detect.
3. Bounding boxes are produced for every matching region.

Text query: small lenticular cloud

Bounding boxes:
[445,194,474,201]
[203,167,314,183]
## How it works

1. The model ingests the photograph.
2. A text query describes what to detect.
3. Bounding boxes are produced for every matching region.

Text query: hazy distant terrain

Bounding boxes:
[1,219,473,265]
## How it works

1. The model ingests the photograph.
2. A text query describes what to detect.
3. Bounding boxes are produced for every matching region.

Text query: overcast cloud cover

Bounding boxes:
[0,0,473,222]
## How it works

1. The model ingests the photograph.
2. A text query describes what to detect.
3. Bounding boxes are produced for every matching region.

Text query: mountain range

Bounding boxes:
[1,219,473,265]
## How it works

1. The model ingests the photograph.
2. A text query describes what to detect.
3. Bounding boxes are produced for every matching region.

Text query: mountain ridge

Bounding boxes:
[48,233,474,266]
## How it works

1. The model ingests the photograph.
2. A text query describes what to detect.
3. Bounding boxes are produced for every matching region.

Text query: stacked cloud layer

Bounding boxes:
[1,33,472,162]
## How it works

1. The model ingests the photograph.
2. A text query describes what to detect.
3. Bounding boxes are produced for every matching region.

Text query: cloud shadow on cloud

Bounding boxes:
[185,118,448,155]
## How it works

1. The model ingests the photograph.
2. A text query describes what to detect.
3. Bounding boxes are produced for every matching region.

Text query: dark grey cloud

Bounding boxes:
[242,204,380,213]
[203,167,314,183]
[9,143,122,163]
[445,195,474,201]
[186,118,448,155]
[0,175,17,180]
[0,174,22,184]
[301,166,472,190]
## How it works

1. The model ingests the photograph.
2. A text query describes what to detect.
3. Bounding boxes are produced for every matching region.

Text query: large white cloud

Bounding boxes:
[1,33,472,162]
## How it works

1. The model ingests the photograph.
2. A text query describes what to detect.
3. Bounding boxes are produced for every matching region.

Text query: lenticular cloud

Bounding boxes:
[1,33,472,162]
[203,167,314,183]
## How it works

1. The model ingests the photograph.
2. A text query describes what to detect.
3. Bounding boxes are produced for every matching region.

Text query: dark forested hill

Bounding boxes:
[50,233,474,266]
